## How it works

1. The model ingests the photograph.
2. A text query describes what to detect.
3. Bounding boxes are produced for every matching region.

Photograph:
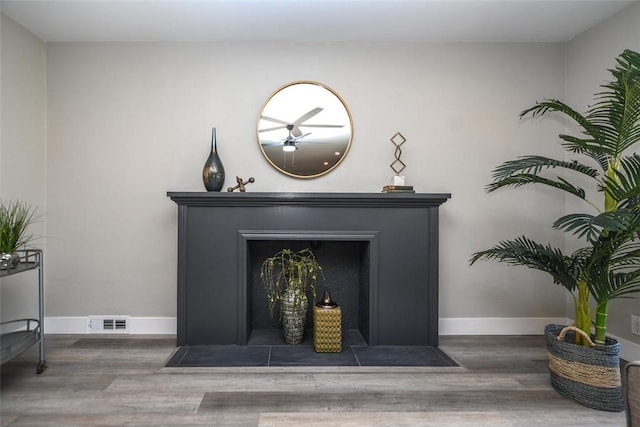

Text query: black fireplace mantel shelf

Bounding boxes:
[168,191,451,348]
[167,191,451,207]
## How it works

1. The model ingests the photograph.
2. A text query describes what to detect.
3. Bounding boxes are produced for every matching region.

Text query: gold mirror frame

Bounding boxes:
[257,81,353,178]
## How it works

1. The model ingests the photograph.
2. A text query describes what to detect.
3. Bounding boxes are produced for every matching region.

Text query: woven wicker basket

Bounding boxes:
[545,324,624,412]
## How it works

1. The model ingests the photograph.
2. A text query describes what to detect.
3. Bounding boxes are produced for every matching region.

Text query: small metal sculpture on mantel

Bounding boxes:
[382,132,414,193]
[227,176,255,192]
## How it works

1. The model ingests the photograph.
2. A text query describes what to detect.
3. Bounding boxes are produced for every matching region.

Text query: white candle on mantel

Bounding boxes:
[393,175,405,186]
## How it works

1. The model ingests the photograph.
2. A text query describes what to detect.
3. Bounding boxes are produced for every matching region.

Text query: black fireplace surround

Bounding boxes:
[167,192,450,347]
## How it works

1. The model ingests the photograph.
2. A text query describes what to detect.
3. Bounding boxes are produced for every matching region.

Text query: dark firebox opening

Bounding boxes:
[248,240,370,344]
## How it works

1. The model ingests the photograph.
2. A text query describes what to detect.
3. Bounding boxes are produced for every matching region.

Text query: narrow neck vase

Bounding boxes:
[202,127,225,191]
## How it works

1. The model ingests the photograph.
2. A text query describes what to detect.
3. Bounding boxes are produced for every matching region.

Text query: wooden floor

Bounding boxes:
[0,334,628,426]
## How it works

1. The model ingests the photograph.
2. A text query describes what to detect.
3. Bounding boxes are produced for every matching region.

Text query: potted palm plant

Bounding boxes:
[470,49,640,411]
[260,248,323,344]
[0,199,38,269]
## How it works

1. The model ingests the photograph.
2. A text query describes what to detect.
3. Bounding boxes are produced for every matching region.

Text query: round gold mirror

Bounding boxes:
[257,81,353,178]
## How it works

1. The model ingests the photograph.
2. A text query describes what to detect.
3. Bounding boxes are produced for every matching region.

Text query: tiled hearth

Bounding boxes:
[165,330,458,368]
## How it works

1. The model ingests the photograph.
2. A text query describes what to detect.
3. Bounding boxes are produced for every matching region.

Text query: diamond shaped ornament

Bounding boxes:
[390,132,407,175]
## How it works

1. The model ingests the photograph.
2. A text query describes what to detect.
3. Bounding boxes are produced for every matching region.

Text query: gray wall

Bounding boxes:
[42,41,567,322]
[0,14,46,322]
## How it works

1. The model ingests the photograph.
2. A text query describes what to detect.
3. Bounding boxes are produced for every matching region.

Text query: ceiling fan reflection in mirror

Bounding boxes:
[260,124,310,152]
[259,107,343,152]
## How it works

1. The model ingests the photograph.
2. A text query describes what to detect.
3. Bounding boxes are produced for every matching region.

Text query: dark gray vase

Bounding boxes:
[202,127,225,191]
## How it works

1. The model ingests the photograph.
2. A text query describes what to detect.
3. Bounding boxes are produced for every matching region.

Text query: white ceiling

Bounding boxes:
[0,0,637,43]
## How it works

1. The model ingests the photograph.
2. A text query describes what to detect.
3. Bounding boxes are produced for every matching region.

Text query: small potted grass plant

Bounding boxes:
[0,200,38,269]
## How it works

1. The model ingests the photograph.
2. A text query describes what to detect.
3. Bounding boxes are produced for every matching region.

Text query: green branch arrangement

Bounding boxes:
[260,248,322,321]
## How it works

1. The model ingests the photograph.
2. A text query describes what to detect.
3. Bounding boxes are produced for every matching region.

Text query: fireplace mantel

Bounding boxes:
[168,192,450,347]
[167,191,450,207]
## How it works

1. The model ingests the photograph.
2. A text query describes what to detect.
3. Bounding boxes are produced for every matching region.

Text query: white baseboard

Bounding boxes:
[44,317,176,335]
[43,316,640,360]
[439,317,571,336]
[128,317,176,335]
[46,316,570,336]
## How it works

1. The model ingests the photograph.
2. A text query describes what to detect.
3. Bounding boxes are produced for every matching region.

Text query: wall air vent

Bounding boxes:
[88,316,129,334]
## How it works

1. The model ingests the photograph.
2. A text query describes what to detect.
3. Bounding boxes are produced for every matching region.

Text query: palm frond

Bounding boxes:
[486,155,598,198]
[583,216,640,303]
[589,270,640,303]
[558,134,614,170]
[470,236,579,292]
[581,49,640,157]
[558,134,610,170]
[602,154,640,208]
[610,249,640,270]
[486,175,588,199]
[553,210,639,242]
[521,50,640,164]
[490,156,599,180]
[520,99,602,143]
